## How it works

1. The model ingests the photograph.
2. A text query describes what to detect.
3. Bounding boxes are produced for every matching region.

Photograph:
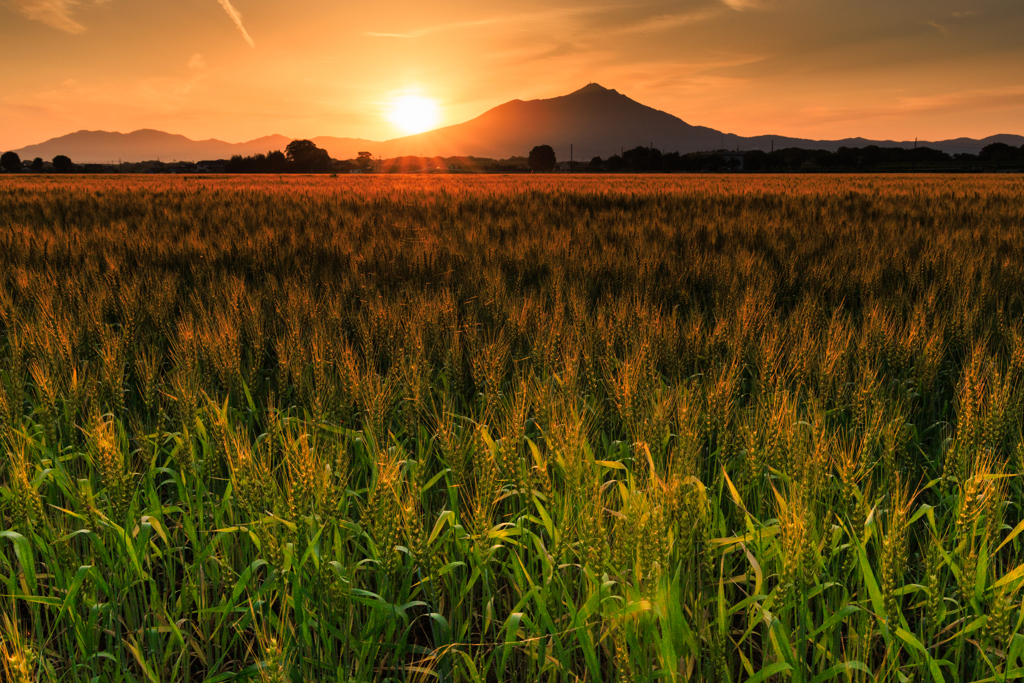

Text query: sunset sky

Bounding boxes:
[2,0,1023,149]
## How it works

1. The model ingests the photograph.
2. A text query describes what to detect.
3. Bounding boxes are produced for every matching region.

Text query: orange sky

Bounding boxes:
[2,0,1023,149]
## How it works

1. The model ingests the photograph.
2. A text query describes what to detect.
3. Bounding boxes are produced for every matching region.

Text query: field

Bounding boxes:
[1,174,1023,682]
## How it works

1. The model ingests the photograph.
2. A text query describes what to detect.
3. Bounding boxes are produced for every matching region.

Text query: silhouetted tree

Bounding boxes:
[528,145,556,172]
[356,151,374,173]
[52,155,73,172]
[31,158,43,172]
[979,142,1016,164]
[743,150,770,171]
[227,154,251,173]
[225,149,292,173]
[589,156,604,168]
[622,146,662,172]
[1,151,21,172]
[286,139,332,172]
[267,151,288,172]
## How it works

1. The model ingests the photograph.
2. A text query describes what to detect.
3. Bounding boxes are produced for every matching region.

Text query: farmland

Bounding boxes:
[1,174,1023,682]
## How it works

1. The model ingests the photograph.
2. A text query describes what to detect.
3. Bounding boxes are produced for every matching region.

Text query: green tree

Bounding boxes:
[528,145,556,172]
[1,151,21,171]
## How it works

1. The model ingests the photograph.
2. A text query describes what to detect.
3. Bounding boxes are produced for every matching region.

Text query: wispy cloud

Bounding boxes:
[9,0,89,33]
[366,5,630,40]
[366,17,506,39]
[9,0,256,46]
[217,0,255,48]
[720,0,778,11]
[797,85,1024,126]
[927,10,980,35]
[188,53,206,70]
[611,9,721,35]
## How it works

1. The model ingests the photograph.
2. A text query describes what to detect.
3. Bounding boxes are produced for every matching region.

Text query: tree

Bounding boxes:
[1,151,21,172]
[31,157,44,172]
[743,150,770,171]
[528,145,557,172]
[267,150,288,173]
[52,155,73,172]
[286,139,332,173]
[356,151,374,173]
[979,142,1015,164]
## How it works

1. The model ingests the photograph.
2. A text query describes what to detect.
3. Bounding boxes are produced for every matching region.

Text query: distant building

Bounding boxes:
[721,152,745,170]
[196,160,227,173]
[558,162,573,172]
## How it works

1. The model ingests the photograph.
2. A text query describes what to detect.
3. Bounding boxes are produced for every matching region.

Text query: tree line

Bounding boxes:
[527,142,1024,173]
[6,140,1022,175]
[1,151,74,173]
[0,140,354,175]
[226,141,375,173]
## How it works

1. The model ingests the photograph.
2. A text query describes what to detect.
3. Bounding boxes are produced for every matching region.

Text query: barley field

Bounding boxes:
[1,174,1023,682]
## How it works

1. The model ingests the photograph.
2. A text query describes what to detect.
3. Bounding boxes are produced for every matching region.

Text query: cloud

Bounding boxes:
[217,0,255,48]
[188,53,206,69]
[9,0,86,33]
[366,17,506,39]
[719,0,777,10]
[611,9,721,35]
[365,5,630,40]
[796,85,1024,126]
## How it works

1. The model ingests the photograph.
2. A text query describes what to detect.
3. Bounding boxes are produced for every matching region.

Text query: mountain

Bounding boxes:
[732,133,1024,156]
[373,83,728,160]
[10,130,374,165]
[366,84,1022,159]
[9,84,1022,163]
[10,129,297,164]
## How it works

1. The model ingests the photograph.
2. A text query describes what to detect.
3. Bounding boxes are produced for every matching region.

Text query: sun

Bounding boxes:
[387,95,440,135]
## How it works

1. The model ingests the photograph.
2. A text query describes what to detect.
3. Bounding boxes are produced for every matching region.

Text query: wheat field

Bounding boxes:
[1,173,1023,682]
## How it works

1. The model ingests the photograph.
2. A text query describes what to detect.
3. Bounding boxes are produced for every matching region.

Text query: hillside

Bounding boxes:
[9,84,1022,163]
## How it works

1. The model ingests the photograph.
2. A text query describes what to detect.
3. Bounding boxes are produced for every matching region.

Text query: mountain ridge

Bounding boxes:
[9,84,1022,163]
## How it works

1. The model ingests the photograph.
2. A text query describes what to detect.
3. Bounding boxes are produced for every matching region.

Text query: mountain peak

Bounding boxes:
[571,83,616,96]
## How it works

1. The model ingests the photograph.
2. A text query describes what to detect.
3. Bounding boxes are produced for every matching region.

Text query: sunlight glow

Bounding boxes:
[387,95,441,135]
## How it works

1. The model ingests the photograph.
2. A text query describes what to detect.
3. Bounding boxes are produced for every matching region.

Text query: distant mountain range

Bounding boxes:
[10,129,378,165]
[11,84,1023,163]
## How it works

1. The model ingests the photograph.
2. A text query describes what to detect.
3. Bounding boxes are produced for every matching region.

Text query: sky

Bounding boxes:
[2,0,1023,149]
